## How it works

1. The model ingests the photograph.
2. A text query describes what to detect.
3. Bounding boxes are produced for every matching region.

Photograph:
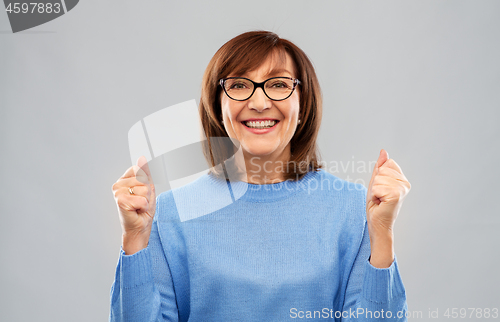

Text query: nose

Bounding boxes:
[247,87,271,112]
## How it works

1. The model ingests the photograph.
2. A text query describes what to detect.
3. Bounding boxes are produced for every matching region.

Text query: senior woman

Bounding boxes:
[110,31,411,321]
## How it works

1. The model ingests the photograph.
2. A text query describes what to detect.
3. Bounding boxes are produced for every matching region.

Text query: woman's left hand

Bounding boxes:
[366,149,411,267]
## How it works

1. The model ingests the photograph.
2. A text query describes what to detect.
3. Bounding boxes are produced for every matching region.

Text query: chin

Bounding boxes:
[242,144,278,158]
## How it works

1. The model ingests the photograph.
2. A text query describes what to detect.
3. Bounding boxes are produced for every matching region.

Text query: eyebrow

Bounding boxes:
[236,68,293,79]
[264,68,292,77]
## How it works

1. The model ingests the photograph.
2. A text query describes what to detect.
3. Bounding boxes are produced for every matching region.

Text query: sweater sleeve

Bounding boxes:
[109,204,179,321]
[341,222,408,321]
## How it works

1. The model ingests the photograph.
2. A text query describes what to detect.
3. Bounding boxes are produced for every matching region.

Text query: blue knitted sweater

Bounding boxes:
[110,168,407,321]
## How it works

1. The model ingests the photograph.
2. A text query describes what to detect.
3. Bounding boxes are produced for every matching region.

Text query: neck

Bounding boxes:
[241,146,291,184]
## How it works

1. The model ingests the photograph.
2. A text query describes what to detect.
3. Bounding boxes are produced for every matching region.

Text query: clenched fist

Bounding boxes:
[112,156,156,255]
[366,149,411,267]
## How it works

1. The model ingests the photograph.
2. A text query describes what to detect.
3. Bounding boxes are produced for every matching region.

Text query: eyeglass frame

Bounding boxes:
[219,76,301,101]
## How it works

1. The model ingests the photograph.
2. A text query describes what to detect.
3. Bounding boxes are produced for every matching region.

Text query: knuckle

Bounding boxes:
[113,187,123,199]
[112,181,120,191]
[378,167,389,176]
[373,176,382,186]
[139,197,149,209]
[117,197,127,209]
[398,186,408,198]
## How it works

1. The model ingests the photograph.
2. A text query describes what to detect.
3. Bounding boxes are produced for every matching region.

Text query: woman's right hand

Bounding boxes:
[111,156,156,255]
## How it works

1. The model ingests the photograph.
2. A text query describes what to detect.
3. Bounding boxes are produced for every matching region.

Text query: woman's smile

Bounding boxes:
[241,119,280,134]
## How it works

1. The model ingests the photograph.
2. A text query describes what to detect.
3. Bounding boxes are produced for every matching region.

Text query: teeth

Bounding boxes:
[245,120,277,129]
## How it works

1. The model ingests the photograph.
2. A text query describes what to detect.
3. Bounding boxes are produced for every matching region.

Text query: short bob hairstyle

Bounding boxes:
[199,30,323,181]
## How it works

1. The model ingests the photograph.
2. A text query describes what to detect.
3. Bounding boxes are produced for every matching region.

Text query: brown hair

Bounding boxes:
[199,30,323,181]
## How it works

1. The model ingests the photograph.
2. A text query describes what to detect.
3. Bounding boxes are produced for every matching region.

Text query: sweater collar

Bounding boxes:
[207,169,321,203]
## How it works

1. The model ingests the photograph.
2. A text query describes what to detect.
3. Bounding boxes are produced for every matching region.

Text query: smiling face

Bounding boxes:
[220,51,300,162]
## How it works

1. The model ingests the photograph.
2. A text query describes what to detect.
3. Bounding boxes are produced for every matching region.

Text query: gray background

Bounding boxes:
[1,0,499,321]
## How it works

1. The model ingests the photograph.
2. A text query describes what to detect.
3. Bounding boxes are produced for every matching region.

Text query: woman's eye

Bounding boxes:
[270,81,288,88]
[230,83,247,89]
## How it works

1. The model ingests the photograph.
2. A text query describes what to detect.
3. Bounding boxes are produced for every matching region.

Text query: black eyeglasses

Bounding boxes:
[219,77,301,101]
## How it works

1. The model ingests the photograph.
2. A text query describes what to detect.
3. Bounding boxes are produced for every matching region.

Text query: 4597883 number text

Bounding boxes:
[443,308,498,319]
[5,3,62,14]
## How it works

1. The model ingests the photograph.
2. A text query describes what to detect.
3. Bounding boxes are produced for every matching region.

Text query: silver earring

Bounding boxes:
[298,119,301,124]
